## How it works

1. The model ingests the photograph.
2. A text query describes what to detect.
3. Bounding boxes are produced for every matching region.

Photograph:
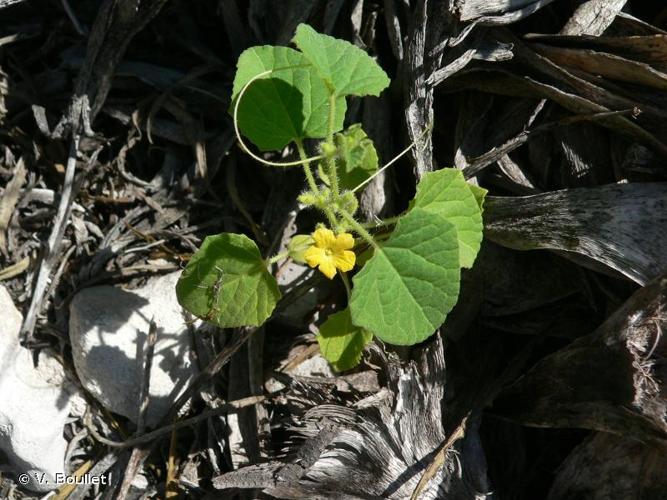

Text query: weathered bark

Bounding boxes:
[548,432,667,500]
[213,336,491,499]
[561,0,627,37]
[484,183,667,285]
[492,275,667,444]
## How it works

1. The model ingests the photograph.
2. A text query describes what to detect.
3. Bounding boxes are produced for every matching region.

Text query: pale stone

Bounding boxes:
[0,285,77,492]
[69,272,197,427]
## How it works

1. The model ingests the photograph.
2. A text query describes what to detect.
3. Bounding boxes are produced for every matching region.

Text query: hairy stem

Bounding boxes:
[325,93,340,201]
[266,251,290,265]
[322,206,339,230]
[326,92,336,144]
[361,215,401,228]
[295,138,319,194]
[295,138,338,228]
[338,207,378,249]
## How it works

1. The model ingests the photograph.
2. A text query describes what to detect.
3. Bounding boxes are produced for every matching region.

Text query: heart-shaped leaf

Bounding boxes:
[176,233,280,327]
[231,46,346,151]
[293,24,390,98]
[349,208,461,345]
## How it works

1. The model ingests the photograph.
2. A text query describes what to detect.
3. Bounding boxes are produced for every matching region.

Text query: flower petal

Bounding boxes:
[333,250,355,272]
[318,259,337,279]
[304,246,326,268]
[333,232,355,251]
[312,227,336,248]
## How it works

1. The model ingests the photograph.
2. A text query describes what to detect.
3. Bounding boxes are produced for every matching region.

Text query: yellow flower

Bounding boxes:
[304,228,356,279]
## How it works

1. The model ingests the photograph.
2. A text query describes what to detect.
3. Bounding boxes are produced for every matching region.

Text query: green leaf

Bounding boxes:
[231,45,346,151]
[292,24,390,97]
[349,208,461,345]
[176,233,280,327]
[317,309,373,371]
[411,168,484,268]
[468,182,488,211]
[333,124,379,190]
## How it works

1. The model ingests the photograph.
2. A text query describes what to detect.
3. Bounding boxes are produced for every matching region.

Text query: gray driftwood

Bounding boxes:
[548,432,667,500]
[492,275,667,444]
[0,0,27,8]
[483,183,667,285]
[453,0,557,24]
[561,0,628,37]
[213,336,491,499]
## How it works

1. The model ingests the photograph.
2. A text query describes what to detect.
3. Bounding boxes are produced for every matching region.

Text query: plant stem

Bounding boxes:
[352,122,434,193]
[267,251,290,265]
[326,93,340,201]
[295,138,338,228]
[323,206,339,230]
[295,138,319,194]
[361,215,401,229]
[326,92,336,143]
[338,207,378,249]
[339,271,351,299]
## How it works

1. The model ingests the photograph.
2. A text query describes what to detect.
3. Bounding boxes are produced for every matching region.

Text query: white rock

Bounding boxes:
[69,272,197,427]
[0,285,77,492]
[289,352,335,378]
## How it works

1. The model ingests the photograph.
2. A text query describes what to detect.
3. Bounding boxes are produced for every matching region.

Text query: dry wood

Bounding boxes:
[214,336,492,499]
[19,0,170,344]
[0,0,27,8]
[561,0,627,36]
[66,453,118,500]
[19,135,82,344]
[533,44,667,90]
[403,0,436,179]
[525,34,667,66]
[548,433,667,500]
[492,275,667,443]
[484,183,667,285]
[451,0,557,45]
[86,395,267,449]
[455,0,556,23]
[0,158,25,256]
[3,1,667,498]
[410,415,469,499]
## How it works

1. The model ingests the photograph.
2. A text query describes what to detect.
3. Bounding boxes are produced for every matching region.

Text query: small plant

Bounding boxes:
[176,24,485,370]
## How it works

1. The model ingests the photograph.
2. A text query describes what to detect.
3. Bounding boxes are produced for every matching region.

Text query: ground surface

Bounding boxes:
[1,1,667,499]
